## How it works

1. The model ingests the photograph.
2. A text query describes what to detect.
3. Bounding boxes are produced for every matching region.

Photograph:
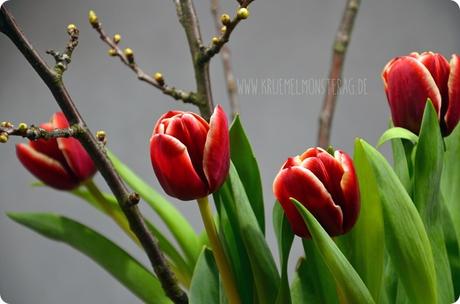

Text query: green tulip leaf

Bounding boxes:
[216,163,280,303]
[7,212,171,304]
[358,139,437,304]
[273,202,294,304]
[190,248,220,304]
[413,101,453,303]
[229,116,265,233]
[108,151,200,266]
[349,140,385,301]
[376,127,418,147]
[291,198,375,304]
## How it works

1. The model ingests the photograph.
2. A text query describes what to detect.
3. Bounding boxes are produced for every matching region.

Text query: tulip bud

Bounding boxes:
[16,112,97,190]
[273,147,360,238]
[150,105,230,200]
[382,52,460,136]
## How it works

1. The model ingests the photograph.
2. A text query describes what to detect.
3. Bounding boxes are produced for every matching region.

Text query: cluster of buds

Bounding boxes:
[210,7,250,48]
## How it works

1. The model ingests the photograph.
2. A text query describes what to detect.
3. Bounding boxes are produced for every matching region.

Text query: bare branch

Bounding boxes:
[317,0,361,148]
[0,6,188,304]
[89,12,198,105]
[0,122,79,142]
[210,0,240,119]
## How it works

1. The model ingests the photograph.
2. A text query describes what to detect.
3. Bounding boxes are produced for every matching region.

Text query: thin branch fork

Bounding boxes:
[89,15,198,105]
[0,123,79,141]
[210,0,240,119]
[0,6,188,304]
[317,0,361,148]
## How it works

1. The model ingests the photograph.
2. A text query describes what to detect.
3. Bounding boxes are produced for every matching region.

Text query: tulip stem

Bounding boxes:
[197,196,241,304]
[84,180,140,246]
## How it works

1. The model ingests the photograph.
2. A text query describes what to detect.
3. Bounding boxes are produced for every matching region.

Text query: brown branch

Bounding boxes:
[175,0,214,120]
[317,0,361,148]
[0,122,79,141]
[0,6,188,304]
[89,12,198,105]
[201,1,253,64]
[210,0,240,120]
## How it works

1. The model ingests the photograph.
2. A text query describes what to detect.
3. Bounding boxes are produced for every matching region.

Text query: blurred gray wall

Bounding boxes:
[1,0,459,303]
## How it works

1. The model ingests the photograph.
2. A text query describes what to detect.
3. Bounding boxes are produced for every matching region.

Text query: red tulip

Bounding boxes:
[273,147,360,238]
[382,51,460,136]
[150,105,230,200]
[16,112,96,190]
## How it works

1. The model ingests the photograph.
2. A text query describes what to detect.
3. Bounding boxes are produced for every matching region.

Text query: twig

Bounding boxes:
[175,0,214,120]
[88,12,198,105]
[0,6,188,304]
[317,0,361,148]
[210,0,240,120]
[0,122,79,141]
[201,1,253,64]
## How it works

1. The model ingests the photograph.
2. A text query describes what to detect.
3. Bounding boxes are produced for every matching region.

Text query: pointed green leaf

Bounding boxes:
[291,198,375,304]
[229,116,265,233]
[358,139,437,304]
[413,101,453,303]
[350,140,385,301]
[8,212,171,304]
[273,202,294,304]
[377,127,418,147]
[108,151,200,266]
[190,248,220,304]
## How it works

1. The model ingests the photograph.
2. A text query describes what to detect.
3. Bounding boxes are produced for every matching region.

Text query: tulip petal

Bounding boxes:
[52,112,96,181]
[16,143,79,190]
[445,54,460,135]
[203,105,230,192]
[383,56,441,134]
[273,166,343,237]
[150,134,208,200]
[335,150,360,233]
[418,52,450,116]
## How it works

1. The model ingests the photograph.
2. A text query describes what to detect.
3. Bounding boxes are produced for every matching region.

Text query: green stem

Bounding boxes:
[84,179,140,246]
[197,196,241,304]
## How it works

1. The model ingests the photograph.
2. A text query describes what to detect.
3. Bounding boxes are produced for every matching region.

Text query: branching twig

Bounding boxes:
[0,121,79,142]
[317,0,361,148]
[88,12,198,105]
[201,1,253,64]
[0,6,188,304]
[46,23,79,76]
[210,0,240,120]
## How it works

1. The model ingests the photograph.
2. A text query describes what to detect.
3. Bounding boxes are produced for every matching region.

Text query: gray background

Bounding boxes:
[1,0,459,303]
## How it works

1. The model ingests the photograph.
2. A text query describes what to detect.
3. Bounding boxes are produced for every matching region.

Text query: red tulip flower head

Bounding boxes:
[16,112,97,190]
[273,147,360,238]
[150,105,230,201]
[382,52,460,136]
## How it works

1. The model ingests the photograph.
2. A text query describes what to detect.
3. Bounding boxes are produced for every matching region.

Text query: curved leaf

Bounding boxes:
[377,127,418,147]
[190,248,220,304]
[358,139,437,304]
[229,116,265,233]
[7,212,171,304]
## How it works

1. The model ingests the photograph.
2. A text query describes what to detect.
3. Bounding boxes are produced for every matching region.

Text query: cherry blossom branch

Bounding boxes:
[317,0,361,148]
[210,0,240,119]
[0,6,188,304]
[88,11,198,105]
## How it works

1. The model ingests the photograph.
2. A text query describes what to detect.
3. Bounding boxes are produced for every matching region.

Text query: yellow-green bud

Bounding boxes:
[212,36,220,45]
[0,121,12,128]
[0,133,8,143]
[108,48,117,57]
[18,123,28,132]
[96,130,106,142]
[237,8,249,20]
[124,48,134,63]
[154,72,165,86]
[220,26,227,34]
[113,34,122,44]
[67,24,77,32]
[221,14,231,25]
[88,10,99,28]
